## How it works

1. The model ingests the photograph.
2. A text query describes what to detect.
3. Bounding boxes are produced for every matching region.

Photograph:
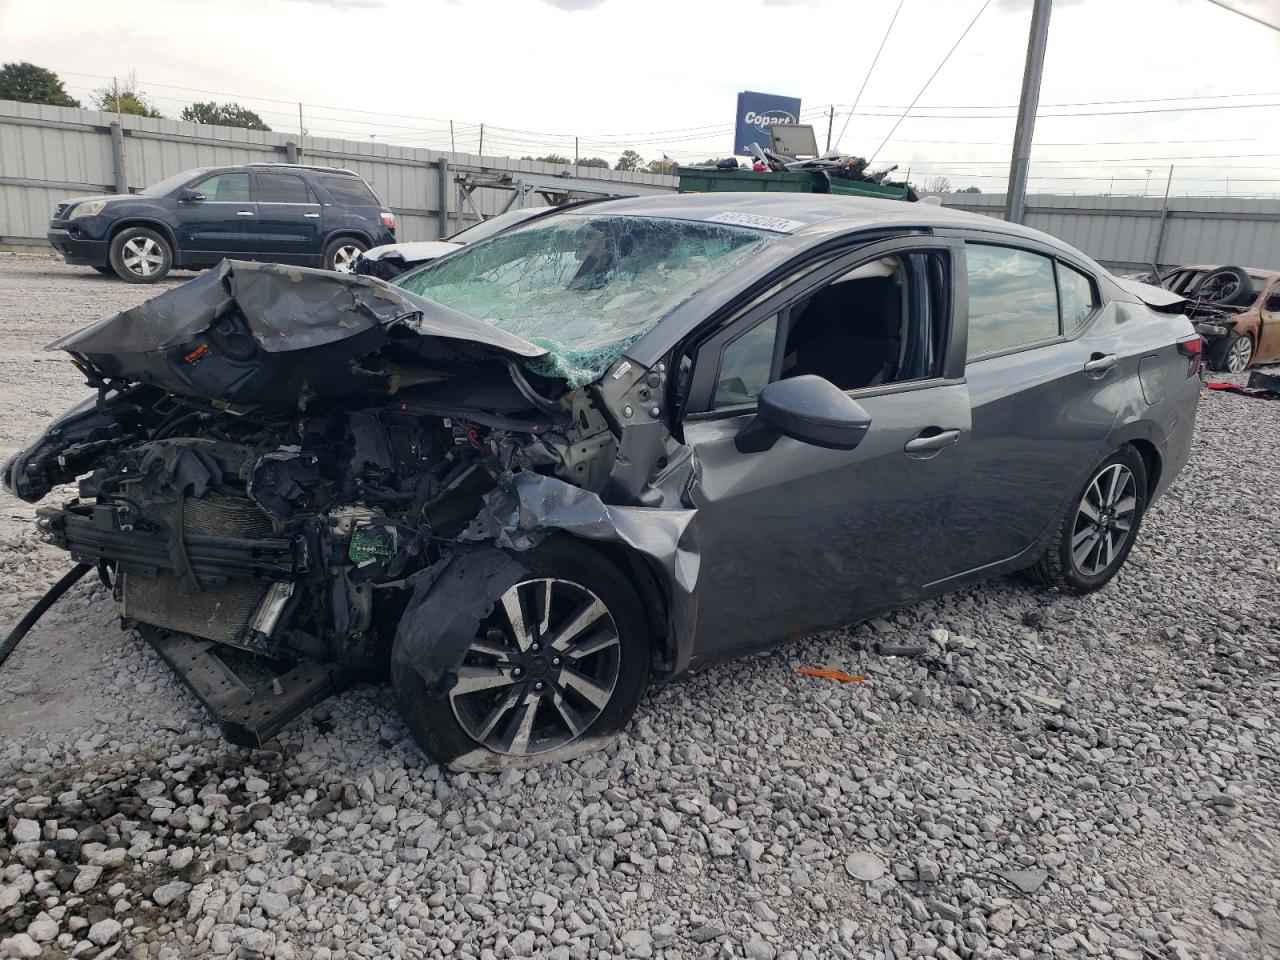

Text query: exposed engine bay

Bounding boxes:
[2,261,697,751]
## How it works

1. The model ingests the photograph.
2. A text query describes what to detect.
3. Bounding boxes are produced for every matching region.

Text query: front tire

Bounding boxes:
[1208,332,1254,374]
[1024,446,1148,594]
[108,227,173,283]
[324,237,367,273]
[392,538,650,767]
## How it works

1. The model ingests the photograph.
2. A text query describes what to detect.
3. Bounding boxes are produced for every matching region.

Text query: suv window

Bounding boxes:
[320,175,379,206]
[965,245,1058,358]
[256,172,312,204]
[193,173,250,203]
[703,250,949,412]
[1058,262,1097,334]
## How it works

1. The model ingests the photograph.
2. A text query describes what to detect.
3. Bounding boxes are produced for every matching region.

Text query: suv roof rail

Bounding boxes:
[246,162,359,176]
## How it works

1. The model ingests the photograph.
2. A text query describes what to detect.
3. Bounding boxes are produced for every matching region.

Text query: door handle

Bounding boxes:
[304,212,320,218]
[236,210,255,217]
[1083,353,1118,377]
[904,428,960,454]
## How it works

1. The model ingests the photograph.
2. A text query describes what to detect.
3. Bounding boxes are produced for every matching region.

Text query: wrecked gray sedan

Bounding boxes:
[3,194,1201,766]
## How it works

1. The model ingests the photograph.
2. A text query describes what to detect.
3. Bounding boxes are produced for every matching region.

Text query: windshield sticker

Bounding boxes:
[706,212,805,233]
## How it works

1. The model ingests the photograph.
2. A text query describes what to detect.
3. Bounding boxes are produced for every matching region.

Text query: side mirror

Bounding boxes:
[178,189,205,203]
[735,375,872,453]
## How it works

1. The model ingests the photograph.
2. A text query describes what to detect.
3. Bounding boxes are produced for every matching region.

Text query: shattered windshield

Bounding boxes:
[396,214,777,385]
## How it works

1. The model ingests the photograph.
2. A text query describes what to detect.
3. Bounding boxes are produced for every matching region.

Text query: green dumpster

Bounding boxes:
[677,166,911,201]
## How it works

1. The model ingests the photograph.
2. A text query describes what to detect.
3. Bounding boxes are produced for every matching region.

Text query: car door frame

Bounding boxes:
[250,171,324,265]
[924,226,1127,584]
[670,234,974,666]
[172,170,259,265]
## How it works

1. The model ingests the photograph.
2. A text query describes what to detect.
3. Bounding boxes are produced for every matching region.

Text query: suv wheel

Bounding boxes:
[324,237,367,273]
[1024,446,1148,594]
[392,539,651,768]
[109,227,173,283]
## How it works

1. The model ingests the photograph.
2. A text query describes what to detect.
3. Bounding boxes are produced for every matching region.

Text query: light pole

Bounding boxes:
[1004,0,1053,223]
[1144,168,1153,196]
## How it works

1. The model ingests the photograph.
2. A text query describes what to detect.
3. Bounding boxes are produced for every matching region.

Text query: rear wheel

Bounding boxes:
[324,237,367,273]
[1208,332,1254,373]
[109,227,173,283]
[392,539,650,767]
[1024,446,1148,594]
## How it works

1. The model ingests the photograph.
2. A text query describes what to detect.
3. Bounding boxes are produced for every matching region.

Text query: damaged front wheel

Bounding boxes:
[392,539,650,767]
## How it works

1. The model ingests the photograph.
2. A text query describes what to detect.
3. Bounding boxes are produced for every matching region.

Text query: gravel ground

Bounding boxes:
[1,253,1277,960]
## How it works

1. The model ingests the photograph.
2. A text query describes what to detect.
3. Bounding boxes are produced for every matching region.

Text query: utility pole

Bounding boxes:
[297,102,304,139]
[825,106,834,153]
[450,120,455,156]
[1004,0,1052,223]
[478,124,484,157]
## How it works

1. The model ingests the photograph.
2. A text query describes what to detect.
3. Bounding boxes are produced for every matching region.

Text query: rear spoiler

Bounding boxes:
[1114,276,1187,315]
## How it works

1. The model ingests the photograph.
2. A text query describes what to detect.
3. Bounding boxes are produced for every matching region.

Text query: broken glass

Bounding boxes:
[397,215,777,385]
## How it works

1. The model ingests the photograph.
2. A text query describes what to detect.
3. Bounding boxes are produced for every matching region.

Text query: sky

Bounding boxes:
[2,0,1279,197]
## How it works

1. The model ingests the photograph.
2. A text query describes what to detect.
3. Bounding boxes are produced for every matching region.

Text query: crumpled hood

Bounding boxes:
[52,259,545,358]
[47,261,551,408]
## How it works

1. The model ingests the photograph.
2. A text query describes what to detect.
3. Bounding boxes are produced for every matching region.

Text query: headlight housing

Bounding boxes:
[68,200,110,220]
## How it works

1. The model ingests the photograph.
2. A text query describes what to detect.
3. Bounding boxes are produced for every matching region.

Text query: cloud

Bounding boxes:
[276,0,387,7]
[539,0,606,9]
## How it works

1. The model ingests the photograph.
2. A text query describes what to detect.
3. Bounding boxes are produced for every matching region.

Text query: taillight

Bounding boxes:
[1176,335,1203,377]
[380,211,396,230]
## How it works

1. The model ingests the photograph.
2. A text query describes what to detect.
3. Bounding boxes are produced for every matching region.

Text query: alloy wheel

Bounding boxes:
[332,244,362,272]
[1071,463,1138,576]
[448,578,621,756]
[121,236,164,277]
[1225,336,1253,373]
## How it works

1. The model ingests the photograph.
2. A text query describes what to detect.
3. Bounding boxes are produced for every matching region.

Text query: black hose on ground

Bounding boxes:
[0,563,92,668]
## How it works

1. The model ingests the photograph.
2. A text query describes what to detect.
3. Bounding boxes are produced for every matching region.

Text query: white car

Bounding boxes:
[353,206,554,280]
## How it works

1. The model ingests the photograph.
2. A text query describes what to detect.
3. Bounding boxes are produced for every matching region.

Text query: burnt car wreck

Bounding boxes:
[4,195,1201,767]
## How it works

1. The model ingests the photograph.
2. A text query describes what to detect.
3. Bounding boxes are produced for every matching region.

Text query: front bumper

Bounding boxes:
[47,227,109,265]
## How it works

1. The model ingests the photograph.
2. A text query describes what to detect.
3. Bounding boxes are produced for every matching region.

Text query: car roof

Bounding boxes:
[570,191,1060,247]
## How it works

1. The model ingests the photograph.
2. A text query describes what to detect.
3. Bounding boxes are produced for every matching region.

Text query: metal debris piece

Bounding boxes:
[796,667,865,683]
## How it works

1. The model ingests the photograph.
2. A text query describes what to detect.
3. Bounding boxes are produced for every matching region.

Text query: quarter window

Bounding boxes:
[1057,262,1097,333]
[965,245,1059,358]
[713,316,777,410]
[256,172,312,204]
[193,173,250,203]
[320,176,379,206]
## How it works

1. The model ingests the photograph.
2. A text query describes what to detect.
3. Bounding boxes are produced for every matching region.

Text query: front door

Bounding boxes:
[173,172,258,260]
[251,171,323,265]
[677,240,972,666]
[1256,279,1280,364]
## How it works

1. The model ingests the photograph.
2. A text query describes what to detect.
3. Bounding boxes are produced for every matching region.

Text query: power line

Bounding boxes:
[1203,0,1280,32]
[870,0,993,162]
[835,0,904,152]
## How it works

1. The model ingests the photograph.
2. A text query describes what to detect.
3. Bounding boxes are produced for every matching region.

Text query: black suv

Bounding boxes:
[47,163,396,283]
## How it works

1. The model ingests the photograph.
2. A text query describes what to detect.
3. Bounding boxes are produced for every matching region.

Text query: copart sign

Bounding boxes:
[734,91,802,155]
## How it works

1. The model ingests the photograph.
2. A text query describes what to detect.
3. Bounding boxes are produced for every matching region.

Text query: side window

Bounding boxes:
[256,173,312,204]
[1058,262,1097,334]
[695,249,950,414]
[713,316,777,410]
[965,244,1058,359]
[779,252,945,390]
[320,176,379,206]
[193,173,250,203]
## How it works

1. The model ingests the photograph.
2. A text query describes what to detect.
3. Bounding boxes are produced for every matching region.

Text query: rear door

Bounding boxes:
[173,172,258,260]
[937,239,1119,579]
[678,238,972,665]
[251,171,323,264]
[1256,278,1280,363]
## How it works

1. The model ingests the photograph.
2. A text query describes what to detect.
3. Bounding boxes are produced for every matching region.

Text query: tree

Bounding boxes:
[181,101,270,130]
[92,74,163,118]
[923,175,952,194]
[959,185,982,193]
[0,62,80,107]
[521,154,571,164]
[614,150,643,172]
[645,158,676,174]
[577,157,610,169]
